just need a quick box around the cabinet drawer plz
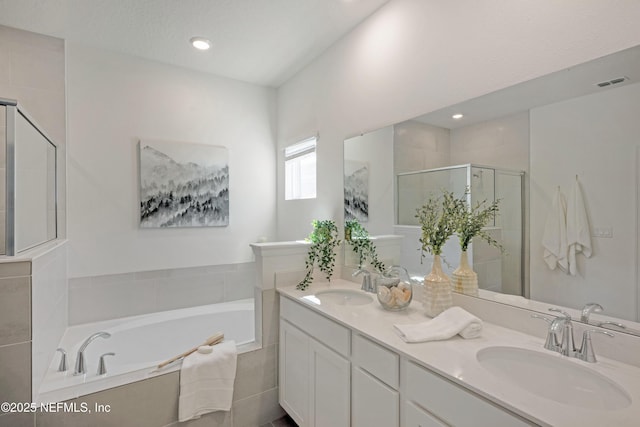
[352,333,399,389]
[404,360,532,427]
[280,296,350,356]
[404,401,447,427]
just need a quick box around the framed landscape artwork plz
[139,140,229,228]
[344,159,369,222]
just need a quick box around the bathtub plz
[37,298,256,404]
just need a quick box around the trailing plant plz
[344,220,385,273]
[297,220,341,290]
[453,192,504,253]
[415,190,459,259]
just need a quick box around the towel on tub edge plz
[179,340,237,422]
[393,306,483,343]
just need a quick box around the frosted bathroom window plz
[285,136,317,200]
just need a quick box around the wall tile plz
[0,412,35,427]
[0,342,31,403]
[0,261,30,278]
[261,289,279,347]
[36,372,179,427]
[164,410,232,427]
[232,387,284,427]
[0,276,30,346]
[233,344,277,401]
[155,275,225,312]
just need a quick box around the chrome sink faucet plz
[580,302,603,323]
[74,331,111,375]
[532,309,575,356]
[353,269,375,293]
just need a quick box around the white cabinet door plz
[280,320,309,427]
[403,401,448,427]
[309,338,351,427]
[352,367,399,427]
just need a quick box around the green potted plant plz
[451,194,502,296]
[297,220,341,290]
[415,191,458,316]
[344,220,385,273]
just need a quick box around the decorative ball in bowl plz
[376,276,412,311]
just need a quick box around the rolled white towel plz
[393,306,482,343]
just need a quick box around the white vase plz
[451,250,479,297]
[423,254,453,317]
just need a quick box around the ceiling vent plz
[596,76,629,88]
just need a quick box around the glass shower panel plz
[0,105,5,255]
[495,171,523,296]
[15,111,57,252]
[470,167,496,226]
[397,166,467,226]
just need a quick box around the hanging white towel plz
[566,178,592,276]
[178,340,237,422]
[393,306,483,343]
[542,187,568,272]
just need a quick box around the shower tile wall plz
[68,262,256,324]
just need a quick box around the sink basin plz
[304,289,373,306]
[476,346,631,410]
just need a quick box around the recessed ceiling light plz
[452,113,464,120]
[190,37,211,51]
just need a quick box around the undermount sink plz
[476,346,631,410]
[304,289,373,306]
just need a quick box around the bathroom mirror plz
[343,44,640,328]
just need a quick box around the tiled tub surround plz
[68,262,256,324]
[278,280,640,427]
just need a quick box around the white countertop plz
[277,279,640,427]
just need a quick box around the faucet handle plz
[98,352,116,375]
[56,348,67,372]
[531,314,560,351]
[548,307,572,320]
[576,329,614,363]
[580,303,604,323]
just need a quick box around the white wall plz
[67,44,277,278]
[530,83,640,320]
[276,0,640,241]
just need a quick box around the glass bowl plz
[376,266,413,311]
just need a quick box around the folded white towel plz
[179,340,237,422]
[566,178,592,276]
[542,187,568,272]
[393,306,483,343]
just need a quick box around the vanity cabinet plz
[279,294,535,427]
[279,298,350,427]
[402,360,532,427]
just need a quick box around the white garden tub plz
[37,298,256,403]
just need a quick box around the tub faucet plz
[353,269,374,293]
[74,331,111,375]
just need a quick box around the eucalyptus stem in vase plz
[452,193,503,296]
[297,220,341,290]
[416,191,458,317]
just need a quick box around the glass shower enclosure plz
[396,164,524,296]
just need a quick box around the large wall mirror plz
[343,44,640,332]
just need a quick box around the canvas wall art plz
[344,159,369,222]
[139,140,229,228]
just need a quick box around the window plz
[285,136,317,200]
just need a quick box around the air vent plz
[595,76,629,88]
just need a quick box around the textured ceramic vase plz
[423,254,453,317]
[451,250,479,297]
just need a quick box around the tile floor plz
[260,414,298,427]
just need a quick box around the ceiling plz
[0,0,389,87]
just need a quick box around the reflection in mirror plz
[343,44,640,331]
